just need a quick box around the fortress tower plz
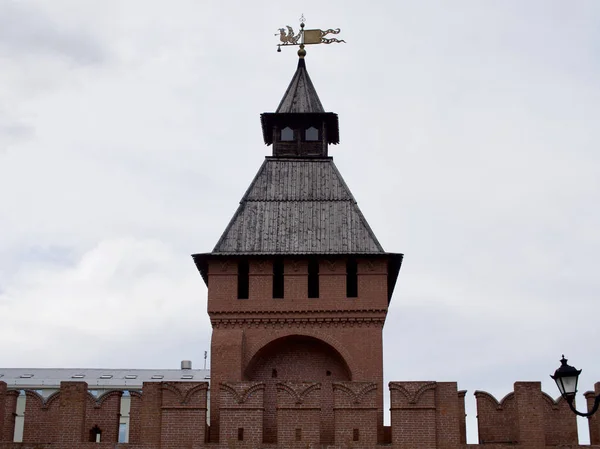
[1,38,596,449]
[192,52,403,444]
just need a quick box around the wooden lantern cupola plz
[260,56,339,157]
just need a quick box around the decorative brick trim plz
[276,382,321,405]
[212,317,385,329]
[210,309,387,315]
[474,390,515,410]
[220,382,265,405]
[161,382,208,406]
[390,382,437,405]
[541,391,561,410]
[24,389,61,410]
[333,382,377,405]
[86,389,123,409]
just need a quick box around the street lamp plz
[551,355,600,417]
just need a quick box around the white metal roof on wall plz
[0,368,210,389]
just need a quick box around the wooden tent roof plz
[275,58,324,113]
[211,157,384,255]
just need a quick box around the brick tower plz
[192,52,403,445]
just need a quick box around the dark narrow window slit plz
[308,258,319,298]
[238,260,249,299]
[273,258,284,298]
[346,258,358,298]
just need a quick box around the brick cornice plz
[209,309,387,316]
[211,316,385,329]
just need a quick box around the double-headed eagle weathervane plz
[276,14,345,54]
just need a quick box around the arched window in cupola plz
[281,127,294,141]
[305,126,319,141]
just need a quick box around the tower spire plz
[276,52,324,114]
[260,56,339,155]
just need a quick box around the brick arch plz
[244,330,355,379]
[244,333,352,445]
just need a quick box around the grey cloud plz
[0,1,599,444]
[0,122,34,139]
[0,2,106,64]
[0,121,35,152]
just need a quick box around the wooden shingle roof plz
[276,58,324,113]
[211,158,384,255]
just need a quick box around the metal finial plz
[300,14,306,26]
[298,44,306,58]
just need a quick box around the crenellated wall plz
[276,381,322,448]
[22,390,61,443]
[128,391,143,444]
[1,379,599,449]
[475,382,578,447]
[475,390,518,444]
[219,381,265,447]
[390,381,463,449]
[333,381,378,446]
[586,383,600,446]
[158,382,207,449]
[85,390,123,443]
[0,384,18,442]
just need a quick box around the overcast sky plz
[1,0,599,443]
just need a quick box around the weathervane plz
[276,14,346,54]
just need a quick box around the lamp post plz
[551,355,600,417]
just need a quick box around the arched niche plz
[244,335,351,444]
[245,335,351,382]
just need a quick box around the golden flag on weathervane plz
[276,15,345,52]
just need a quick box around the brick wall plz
[475,390,517,444]
[333,381,378,447]
[436,382,462,449]
[159,382,207,449]
[0,384,18,442]
[244,333,351,444]
[1,380,600,448]
[276,382,321,448]
[476,382,579,447]
[208,258,389,314]
[541,392,577,445]
[128,391,143,444]
[458,390,467,445]
[0,383,5,442]
[84,390,122,443]
[208,326,244,441]
[390,381,438,449]
[585,382,600,445]
[206,256,389,442]
[219,382,264,447]
[20,385,124,445]
[58,382,87,446]
[139,382,162,446]
[22,390,60,443]
[514,382,545,448]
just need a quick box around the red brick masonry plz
[2,380,599,449]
